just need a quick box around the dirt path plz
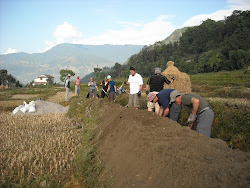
[47,91,75,104]
[93,102,250,187]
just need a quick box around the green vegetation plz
[190,69,250,99]
[59,69,75,82]
[0,69,23,88]
[127,10,250,76]
[0,85,63,111]
[83,10,250,84]
[67,97,108,187]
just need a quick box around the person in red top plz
[74,75,81,97]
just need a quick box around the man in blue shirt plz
[147,89,181,121]
[107,75,117,102]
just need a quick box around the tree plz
[59,69,75,82]
[0,69,22,88]
[114,63,122,77]
[0,69,8,85]
[94,68,102,73]
[47,77,54,84]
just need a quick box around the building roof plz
[38,74,54,78]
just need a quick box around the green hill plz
[126,10,250,77]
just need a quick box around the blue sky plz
[1,0,249,54]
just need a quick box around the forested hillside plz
[127,10,250,76]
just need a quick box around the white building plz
[33,74,54,86]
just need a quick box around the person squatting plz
[66,66,214,137]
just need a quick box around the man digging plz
[147,89,181,121]
[170,91,214,137]
[146,67,173,115]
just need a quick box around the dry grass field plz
[0,86,81,187]
[11,94,39,99]
[0,112,82,186]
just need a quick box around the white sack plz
[28,105,36,113]
[12,105,23,115]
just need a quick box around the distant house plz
[33,74,54,86]
[0,84,9,89]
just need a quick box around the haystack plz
[162,61,191,93]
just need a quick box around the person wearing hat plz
[146,67,173,114]
[107,75,116,102]
[64,74,71,101]
[74,75,81,97]
[124,67,143,109]
[170,92,214,137]
[147,89,181,120]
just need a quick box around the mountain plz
[161,27,188,45]
[0,44,143,84]
[126,10,250,76]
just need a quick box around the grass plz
[0,111,82,187]
[190,69,250,99]
[0,70,249,187]
[0,85,64,112]
[67,97,106,187]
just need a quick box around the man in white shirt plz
[124,67,143,109]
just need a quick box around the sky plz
[0,0,249,54]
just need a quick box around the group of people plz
[145,67,214,137]
[64,73,120,103]
[64,66,214,137]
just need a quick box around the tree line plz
[83,10,249,82]
[0,69,23,88]
[127,10,250,76]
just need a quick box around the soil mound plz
[162,61,192,93]
[95,102,250,187]
[14,100,69,115]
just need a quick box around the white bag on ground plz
[29,101,35,106]
[28,104,36,113]
[20,101,30,113]
[12,105,23,115]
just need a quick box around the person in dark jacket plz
[100,77,109,98]
[146,68,173,114]
[64,74,71,101]
[147,89,181,121]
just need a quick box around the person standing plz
[124,67,143,110]
[88,77,98,98]
[170,91,214,137]
[74,75,81,97]
[147,89,181,121]
[146,68,173,114]
[100,77,109,98]
[64,74,71,101]
[107,75,116,102]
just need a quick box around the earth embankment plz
[93,101,250,187]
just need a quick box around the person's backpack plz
[64,78,68,87]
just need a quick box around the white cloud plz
[83,15,176,45]
[183,0,250,27]
[40,22,83,52]
[53,22,82,44]
[4,48,18,54]
[39,16,176,52]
